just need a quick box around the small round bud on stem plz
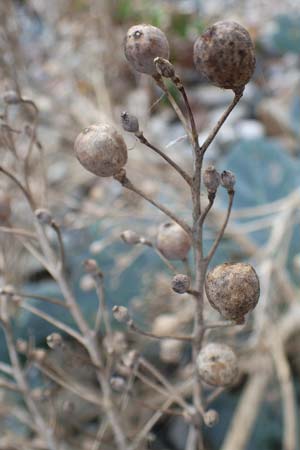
[154,57,176,79]
[75,124,127,177]
[120,230,141,245]
[46,333,63,349]
[204,409,219,427]
[197,343,238,386]
[31,349,47,363]
[171,274,191,294]
[193,21,255,92]
[157,222,191,261]
[113,305,131,324]
[203,166,221,196]
[124,24,169,75]
[83,259,100,275]
[16,339,28,354]
[35,208,53,225]
[110,376,126,392]
[3,90,21,105]
[121,112,139,133]
[221,170,236,193]
[205,262,260,322]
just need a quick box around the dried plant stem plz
[115,172,192,235]
[0,165,34,208]
[129,321,193,341]
[51,221,66,273]
[141,239,178,273]
[0,226,37,239]
[92,272,112,337]
[136,132,192,185]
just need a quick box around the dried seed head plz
[205,262,260,322]
[160,339,183,364]
[156,222,191,261]
[221,170,236,192]
[35,208,52,225]
[197,343,238,386]
[124,24,169,75]
[154,57,176,78]
[203,166,221,195]
[3,90,21,104]
[171,274,191,294]
[112,305,131,324]
[74,124,127,177]
[120,229,141,245]
[46,333,63,350]
[121,112,139,133]
[203,409,219,427]
[0,192,11,222]
[193,21,255,91]
[152,314,180,335]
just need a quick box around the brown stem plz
[129,321,193,342]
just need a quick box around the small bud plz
[154,57,176,79]
[156,222,191,261]
[204,409,219,427]
[203,166,220,195]
[197,343,238,386]
[46,333,63,350]
[193,21,255,91]
[120,230,140,245]
[205,262,260,322]
[3,90,21,104]
[80,274,95,291]
[121,112,139,133]
[16,339,28,354]
[124,24,169,75]
[112,305,131,324]
[83,259,99,274]
[171,274,191,294]
[110,376,126,392]
[152,314,180,335]
[35,208,53,225]
[74,124,127,177]
[31,349,47,363]
[220,170,236,192]
[160,339,183,364]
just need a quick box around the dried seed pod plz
[160,339,183,364]
[171,274,191,294]
[121,230,141,245]
[154,57,176,78]
[112,305,131,324]
[156,222,191,261]
[75,124,127,177]
[221,170,236,192]
[197,343,238,386]
[203,166,221,195]
[205,262,260,322]
[110,376,126,392]
[121,112,139,133]
[35,208,52,225]
[193,21,255,91]
[47,333,63,349]
[3,90,21,104]
[124,24,169,75]
[203,409,219,427]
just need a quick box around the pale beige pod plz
[156,222,191,261]
[74,124,127,177]
[124,24,169,75]
[197,343,238,387]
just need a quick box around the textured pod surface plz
[205,262,260,321]
[193,21,255,90]
[124,24,169,75]
[197,343,238,386]
[75,124,127,177]
[156,222,191,260]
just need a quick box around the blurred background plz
[0,0,300,449]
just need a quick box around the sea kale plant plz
[0,19,263,450]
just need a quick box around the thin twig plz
[129,321,193,342]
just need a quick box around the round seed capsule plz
[171,274,191,294]
[197,343,238,386]
[193,21,255,91]
[205,262,260,322]
[124,24,169,75]
[74,124,127,177]
[156,222,191,261]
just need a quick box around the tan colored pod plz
[156,222,191,261]
[193,21,255,91]
[197,343,238,387]
[124,24,169,75]
[205,262,260,322]
[74,124,127,177]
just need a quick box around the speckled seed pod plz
[74,124,127,177]
[197,343,238,386]
[203,166,221,194]
[124,24,169,75]
[205,262,260,322]
[156,222,191,261]
[193,21,255,91]
[171,274,191,294]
